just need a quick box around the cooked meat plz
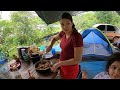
[36,61,50,70]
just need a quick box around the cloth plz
[60,65,79,79]
[93,72,111,79]
[58,29,83,79]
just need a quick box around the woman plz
[46,12,83,79]
[93,52,120,79]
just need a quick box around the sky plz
[0,11,11,20]
[0,11,37,20]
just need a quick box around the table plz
[0,58,59,79]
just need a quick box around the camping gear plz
[35,11,86,25]
[78,28,113,79]
[81,28,113,59]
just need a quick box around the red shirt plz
[58,29,83,79]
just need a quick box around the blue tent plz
[82,28,113,59]
[80,28,114,79]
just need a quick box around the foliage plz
[73,11,99,30]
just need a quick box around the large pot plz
[35,60,51,75]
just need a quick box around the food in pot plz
[36,61,50,70]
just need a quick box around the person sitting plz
[93,52,120,79]
[113,36,120,50]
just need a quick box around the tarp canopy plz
[35,11,87,25]
[35,11,120,25]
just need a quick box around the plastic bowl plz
[9,62,21,71]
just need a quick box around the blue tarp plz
[53,44,61,53]
[80,60,107,79]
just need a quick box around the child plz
[93,52,120,79]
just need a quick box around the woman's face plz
[60,19,73,33]
[108,61,120,79]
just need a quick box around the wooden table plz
[1,58,59,79]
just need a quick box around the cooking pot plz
[35,60,51,75]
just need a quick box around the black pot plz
[35,61,51,75]
[31,53,40,64]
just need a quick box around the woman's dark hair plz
[106,52,120,71]
[61,12,77,30]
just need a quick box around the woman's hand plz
[51,61,61,72]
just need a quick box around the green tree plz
[10,11,43,45]
[94,11,116,24]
